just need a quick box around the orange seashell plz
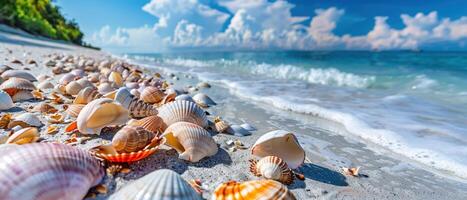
[65,121,78,132]
[91,137,165,163]
[0,77,35,96]
[0,113,13,129]
[32,102,58,114]
[141,86,164,103]
[212,180,296,200]
[46,125,59,134]
[47,113,64,124]
[130,115,164,135]
[31,89,44,100]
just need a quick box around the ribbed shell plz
[1,70,37,82]
[212,180,296,200]
[77,98,129,135]
[98,82,114,94]
[8,113,43,128]
[6,127,39,145]
[192,93,216,107]
[74,87,102,104]
[11,90,34,102]
[66,80,84,95]
[0,77,36,96]
[157,100,208,130]
[91,138,165,163]
[214,117,230,133]
[141,86,164,103]
[115,87,158,118]
[132,115,164,134]
[37,81,54,90]
[32,102,57,114]
[110,169,202,200]
[112,125,155,153]
[0,143,104,200]
[250,156,294,185]
[66,104,85,117]
[0,90,14,110]
[163,122,217,162]
[59,73,76,85]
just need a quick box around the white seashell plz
[240,123,256,131]
[87,73,100,83]
[11,90,34,102]
[0,77,36,94]
[74,87,101,104]
[36,74,50,82]
[110,169,201,200]
[76,78,94,88]
[59,73,76,85]
[66,80,84,95]
[70,69,86,77]
[125,82,139,89]
[1,70,37,81]
[196,82,211,88]
[0,90,14,110]
[130,89,140,98]
[251,130,305,169]
[250,156,294,185]
[163,122,217,162]
[77,98,129,135]
[37,81,54,90]
[6,127,40,145]
[192,93,216,107]
[175,94,195,103]
[98,82,114,94]
[8,113,43,128]
[157,100,208,129]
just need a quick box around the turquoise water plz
[126,51,467,179]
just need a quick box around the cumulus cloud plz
[89,0,467,51]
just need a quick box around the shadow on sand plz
[291,163,348,189]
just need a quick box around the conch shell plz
[212,180,296,200]
[77,98,129,135]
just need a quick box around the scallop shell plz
[74,87,102,104]
[192,93,216,107]
[77,98,129,135]
[109,169,202,200]
[114,87,158,118]
[8,113,43,128]
[251,130,305,169]
[98,82,114,94]
[163,122,217,162]
[91,137,165,163]
[11,90,34,102]
[212,180,296,200]
[109,71,123,87]
[141,86,164,103]
[6,127,39,145]
[1,70,37,81]
[112,125,155,153]
[0,143,104,200]
[175,94,195,103]
[59,73,77,85]
[66,80,84,95]
[157,100,208,129]
[250,156,294,185]
[0,90,14,110]
[0,77,36,96]
[66,104,85,118]
[37,80,54,90]
[130,115,164,134]
[32,102,58,114]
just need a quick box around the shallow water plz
[126,51,467,179]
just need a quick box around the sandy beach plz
[1,25,466,200]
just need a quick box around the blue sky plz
[55,0,467,52]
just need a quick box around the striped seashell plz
[88,73,100,83]
[59,73,77,85]
[212,180,296,200]
[157,100,207,130]
[163,122,217,162]
[1,70,37,81]
[8,113,43,128]
[76,78,94,88]
[110,169,202,200]
[32,102,58,114]
[77,98,129,135]
[6,127,39,145]
[112,125,155,153]
[98,82,114,94]
[175,94,195,103]
[252,130,305,169]
[141,86,164,103]
[0,143,104,200]
[109,71,123,87]
[214,117,230,133]
[91,137,165,163]
[129,115,164,135]
[0,90,14,111]
[114,87,158,118]
[11,90,34,102]
[74,87,102,104]
[66,104,85,118]
[66,80,85,95]
[0,77,36,96]
[250,156,294,185]
[37,80,54,90]
[192,93,216,108]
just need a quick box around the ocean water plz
[126,51,467,179]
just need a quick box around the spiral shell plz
[8,113,43,128]
[0,90,14,111]
[1,70,37,82]
[11,90,34,102]
[192,93,216,107]
[110,169,202,200]
[66,104,85,118]
[250,156,294,185]
[74,87,102,104]
[141,86,164,103]
[163,122,217,162]
[112,125,156,153]
[66,80,85,95]
[157,100,208,129]
[212,180,296,200]
[91,137,165,163]
[6,127,39,144]
[0,77,35,96]
[130,115,164,134]
[77,98,129,135]
[115,87,158,118]
[0,143,104,200]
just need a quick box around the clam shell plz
[130,115,164,134]
[6,127,39,144]
[11,90,34,102]
[0,143,104,200]
[1,70,37,81]
[32,102,58,114]
[66,80,84,95]
[8,113,43,128]
[141,86,164,103]
[115,87,158,118]
[112,125,155,153]
[250,156,294,185]
[0,77,35,96]
[74,87,101,104]
[77,98,129,135]
[192,93,216,107]
[0,90,14,110]
[98,82,114,94]
[175,94,195,103]
[163,122,217,162]
[59,73,76,85]
[212,180,295,200]
[109,71,123,87]
[157,100,208,129]
[66,104,85,118]
[251,130,305,169]
[36,74,50,82]
[37,80,54,90]
[110,169,202,200]
[70,69,86,77]
[91,137,165,163]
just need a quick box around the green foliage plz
[0,0,85,45]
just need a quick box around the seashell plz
[240,123,256,131]
[32,102,58,114]
[91,137,165,163]
[8,113,43,128]
[0,77,35,96]
[88,73,100,83]
[0,143,104,200]
[0,113,12,129]
[66,80,84,95]
[37,80,54,90]
[125,82,139,89]
[0,90,14,110]
[11,90,34,102]
[0,65,13,74]
[214,117,230,133]
[77,98,129,135]
[129,115,164,135]
[37,74,50,82]
[175,94,195,103]
[251,130,305,169]
[227,124,251,136]
[0,131,8,144]
[66,104,85,117]
[46,125,59,134]
[157,100,208,129]
[109,169,202,200]
[74,87,102,104]
[250,156,294,185]
[212,180,296,200]
[192,93,216,107]
[54,84,66,94]
[76,78,94,88]
[70,69,86,77]
[163,122,217,162]
[1,70,37,81]
[109,71,123,87]
[114,87,158,118]
[6,127,39,144]
[130,88,140,98]
[47,113,65,124]
[98,82,114,94]
[141,86,164,103]
[112,125,156,153]
[197,82,211,88]
[59,73,76,85]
